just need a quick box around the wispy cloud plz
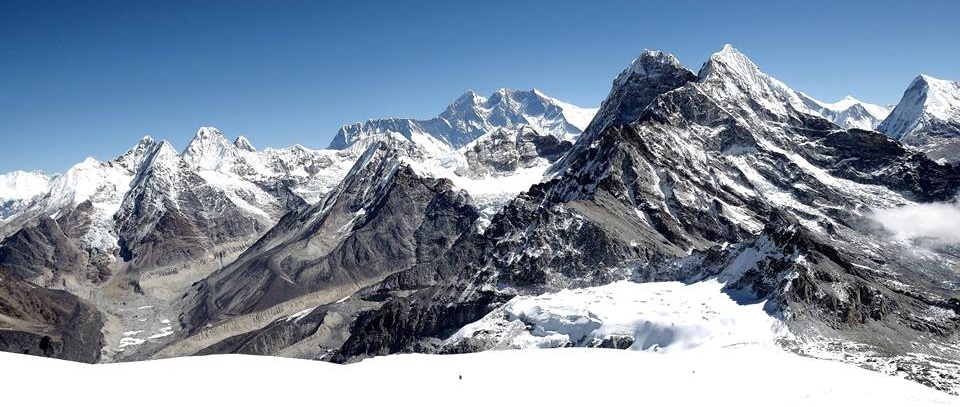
[872,202,960,245]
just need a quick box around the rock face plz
[0,272,103,363]
[167,142,480,358]
[0,207,111,287]
[115,140,271,271]
[878,75,960,163]
[329,89,597,152]
[0,127,361,363]
[455,126,572,178]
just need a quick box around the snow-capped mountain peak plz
[195,126,224,139]
[448,89,484,109]
[579,48,696,138]
[880,75,960,139]
[114,135,159,173]
[831,95,859,108]
[877,74,960,162]
[0,170,54,223]
[703,44,760,80]
[627,49,686,78]
[0,170,52,202]
[143,140,184,176]
[234,135,256,152]
[697,44,814,119]
[330,88,597,153]
[913,74,960,121]
[824,95,892,119]
[798,92,892,130]
[181,126,241,172]
[700,43,775,87]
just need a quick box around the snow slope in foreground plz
[0,345,955,406]
[1,281,954,405]
[2,280,957,406]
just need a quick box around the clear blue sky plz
[2,0,958,173]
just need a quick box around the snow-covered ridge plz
[1,116,574,246]
[1,127,360,249]
[330,88,597,152]
[0,170,54,223]
[917,74,960,121]
[799,93,892,130]
[818,95,891,119]
[233,135,255,152]
[531,88,597,131]
[697,44,816,119]
[0,170,52,201]
[0,154,140,251]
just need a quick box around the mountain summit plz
[878,74,960,163]
[799,93,891,130]
[328,89,597,153]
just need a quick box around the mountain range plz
[1,44,960,396]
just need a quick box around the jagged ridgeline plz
[0,88,593,362]
[1,45,960,394]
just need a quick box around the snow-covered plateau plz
[1,339,955,406]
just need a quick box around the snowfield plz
[449,280,784,352]
[0,345,956,406]
[2,279,958,406]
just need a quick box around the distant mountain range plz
[328,88,596,154]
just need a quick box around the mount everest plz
[1,44,960,400]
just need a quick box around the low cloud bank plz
[872,202,960,245]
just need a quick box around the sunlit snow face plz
[872,202,960,246]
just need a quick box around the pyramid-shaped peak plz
[452,89,485,105]
[184,126,232,153]
[878,73,960,138]
[182,126,237,168]
[112,134,160,172]
[156,139,178,153]
[702,44,761,78]
[194,126,227,140]
[234,135,256,152]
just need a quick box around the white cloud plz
[872,202,960,245]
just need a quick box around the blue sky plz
[2,0,958,173]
